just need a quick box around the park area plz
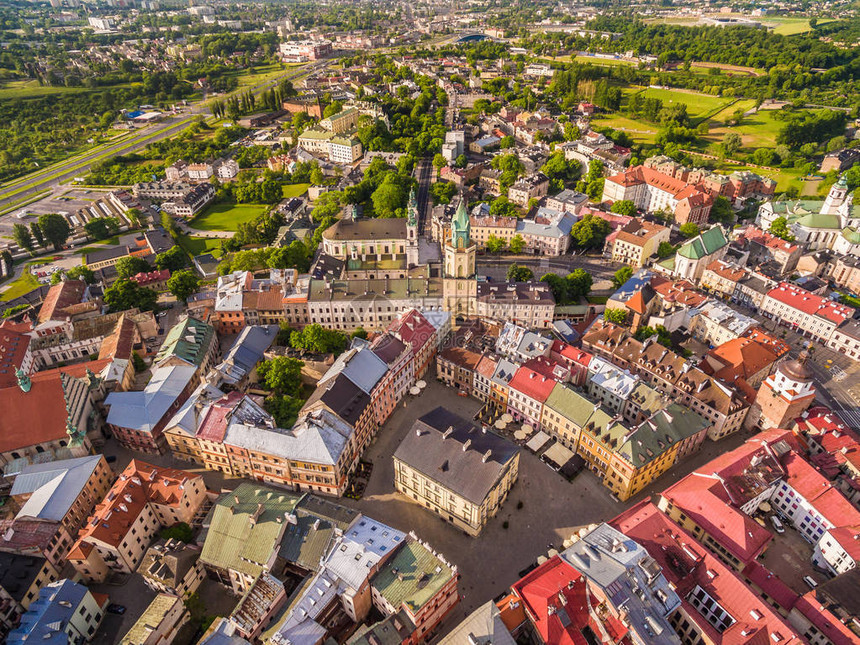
[282,183,310,198]
[189,202,268,231]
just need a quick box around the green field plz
[0,271,40,302]
[702,108,792,151]
[178,234,223,258]
[764,18,837,35]
[0,80,88,100]
[189,202,268,231]
[282,183,310,198]
[637,87,734,121]
[590,114,658,143]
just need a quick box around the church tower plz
[748,350,816,430]
[443,196,477,316]
[406,186,420,267]
[822,174,853,225]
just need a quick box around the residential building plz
[130,269,171,292]
[506,364,556,431]
[760,282,855,345]
[436,346,482,396]
[7,579,108,645]
[0,323,34,388]
[691,299,757,347]
[198,483,301,595]
[320,107,360,133]
[0,554,63,642]
[278,40,332,61]
[105,364,198,454]
[226,572,287,642]
[2,455,113,568]
[321,215,419,269]
[546,188,588,214]
[611,502,805,645]
[153,317,219,383]
[829,318,860,361]
[507,172,549,207]
[475,282,555,328]
[370,537,460,643]
[387,309,443,379]
[393,407,519,536]
[610,218,671,267]
[68,461,207,583]
[137,538,204,597]
[436,601,517,645]
[603,165,713,226]
[120,593,189,645]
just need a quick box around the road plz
[477,253,621,285]
[0,61,326,213]
[414,157,433,236]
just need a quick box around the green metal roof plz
[371,539,455,614]
[200,483,302,577]
[795,212,841,230]
[155,317,215,368]
[616,404,709,468]
[544,384,594,429]
[677,226,727,260]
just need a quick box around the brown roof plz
[38,280,87,324]
[0,327,32,389]
[254,287,284,312]
[99,315,138,361]
[439,346,482,370]
[614,218,668,247]
[322,217,407,242]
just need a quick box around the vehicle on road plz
[107,604,126,615]
[770,515,785,534]
[803,576,818,589]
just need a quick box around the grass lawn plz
[189,202,268,231]
[0,271,40,302]
[282,183,310,198]
[702,109,795,151]
[590,114,657,144]
[0,80,87,100]
[178,234,223,258]
[765,18,837,35]
[637,87,734,121]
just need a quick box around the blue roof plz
[126,110,144,119]
[609,268,653,305]
[8,579,95,644]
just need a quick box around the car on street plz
[770,515,785,534]
[107,604,126,615]
[803,576,818,589]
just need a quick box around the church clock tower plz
[443,197,477,316]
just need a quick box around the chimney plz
[462,439,472,452]
[482,449,492,463]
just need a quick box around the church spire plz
[451,195,470,249]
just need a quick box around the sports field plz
[189,202,268,231]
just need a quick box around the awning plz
[758,501,772,513]
[526,431,551,453]
[543,442,575,468]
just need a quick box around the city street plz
[477,253,621,290]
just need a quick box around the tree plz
[454,154,467,169]
[115,256,152,280]
[486,234,506,254]
[37,214,71,251]
[679,223,700,238]
[721,132,742,158]
[610,200,637,217]
[430,181,456,205]
[769,216,795,241]
[710,196,734,225]
[290,324,349,355]
[570,214,611,250]
[371,179,405,218]
[500,135,515,149]
[612,266,633,289]
[322,100,343,119]
[563,122,581,142]
[541,273,569,303]
[432,153,447,174]
[155,246,189,272]
[586,159,603,182]
[310,165,325,185]
[167,269,199,302]
[256,356,304,396]
[30,222,45,248]
[566,269,592,298]
[657,241,676,258]
[490,196,518,218]
[66,265,95,284]
[604,308,628,325]
[159,522,193,543]
[12,223,33,252]
[83,217,118,241]
[509,234,525,254]
[507,263,533,282]
[104,278,157,312]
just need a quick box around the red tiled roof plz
[388,309,437,353]
[197,392,244,442]
[741,561,799,612]
[512,555,626,645]
[791,592,860,645]
[74,460,201,548]
[474,354,498,380]
[38,280,87,324]
[0,327,31,389]
[130,269,170,286]
[611,502,804,645]
[509,365,557,403]
[742,328,790,358]
[766,283,854,326]
[705,338,778,384]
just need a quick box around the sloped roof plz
[200,483,302,577]
[105,364,197,433]
[155,316,216,368]
[371,539,455,614]
[678,226,728,260]
[12,455,104,522]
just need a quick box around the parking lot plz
[758,520,820,594]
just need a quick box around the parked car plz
[803,576,818,589]
[770,515,785,534]
[107,604,126,615]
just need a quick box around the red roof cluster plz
[387,309,437,354]
[766,283,855,325]
[508,365,557,403]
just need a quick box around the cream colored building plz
[393,408,519,536]
[320,107,359,133]
[610,219,670,267]
[120,594,189,645]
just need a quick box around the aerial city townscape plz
[2,0,860,644]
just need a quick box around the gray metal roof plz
[215,325,278,385]
[437,600,517,645]
[105,364,197,432]
[319,342,389,395]
[278,497,359,573]
[11,455,104,523]
[561,523,682,644]
[394,407,519,506]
